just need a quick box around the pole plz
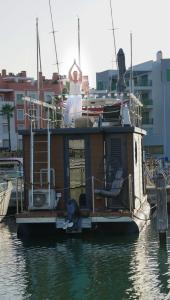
[20,177,23,212]
[156,173,168,245]
[109,0,117,70]
[30,120,34,207]
[130,32,133,94]
[47,108,51,207]
[49,0,63,126]
[77,17,81,68]
[16,178,19,214]
[92,176,95,213]
[36,18,41,128]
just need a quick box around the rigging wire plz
[109,0,118,70]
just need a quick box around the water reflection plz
[0,219,170,300]
[127,225,170,300]
[0,219,27,299]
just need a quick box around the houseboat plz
[16,50,150,236]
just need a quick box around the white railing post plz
[47,108,51,207]
[30,119,34,207]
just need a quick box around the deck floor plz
[16,209,131,218]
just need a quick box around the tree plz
[0,104,15,151]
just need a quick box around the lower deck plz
[16,207,149,237]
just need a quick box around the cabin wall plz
[90,134,105,208]
[104,133,130,209]
[51,135,65,209]
[23,135,30,207]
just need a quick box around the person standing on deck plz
[64,60,82,127]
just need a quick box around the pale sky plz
[1,0,170,87]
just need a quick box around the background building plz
[0,69,65,152]
[96,51,170,160]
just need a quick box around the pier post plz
[92,176,95,213]
[156,173,168,245]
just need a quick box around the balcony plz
[134,80,152,87]
[142,118,153,125]
[142,99,153,106]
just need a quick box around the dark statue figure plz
[116,48,126,94]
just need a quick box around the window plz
[97,81,104,90]
[2,124,8,134]
[167,69,170,81]
[17,109,24,120]
[45,94,52,103]
[144,145,163,155]
[28,92,37,99]
[3,139,9,148]
[16,93,24,105]
[28,109,37,118]
[18,139,23,150]
[2,115,7,122]
[17,124,24,131]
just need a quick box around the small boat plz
[16,49,150,237]
[0,180,13,222]
[0,157,23,210]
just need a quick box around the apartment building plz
[0,69,65,151]
[96,51,170,159]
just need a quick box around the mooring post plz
[156,173,168,245]
[92,176,95,213]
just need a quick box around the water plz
[0,218,170,300]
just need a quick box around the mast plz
[36,18,42,128]
[109,0,118,70]
[130,32,133,94]
[49,0,60,75]
[49,0,63,126]
[77,17,81,68]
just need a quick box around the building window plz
[45,94,53,103]
[97,81,104,90]
[28,109,37,118]
[16,93,24,105]
[144,145,163,155]
[2,115,7,122]
[2,124,8,134]
[3,139,9,148]
[18,139,23,150]
[17,124,24,131]
[166,69,170,81]
[17,109,24,120]
[28,92,37,99]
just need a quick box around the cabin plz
[16,115,149,236]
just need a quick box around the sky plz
[0,0,170,87]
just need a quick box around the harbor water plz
[0,217,170,300]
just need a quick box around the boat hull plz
[0,181,13,222]
[16,200,150,237]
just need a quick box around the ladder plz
[30,114,51,207]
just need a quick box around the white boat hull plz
[0,181,13,222]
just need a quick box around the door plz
[65,137,90,208]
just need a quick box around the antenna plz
[77,16,81,68]
[109,0,118,70]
